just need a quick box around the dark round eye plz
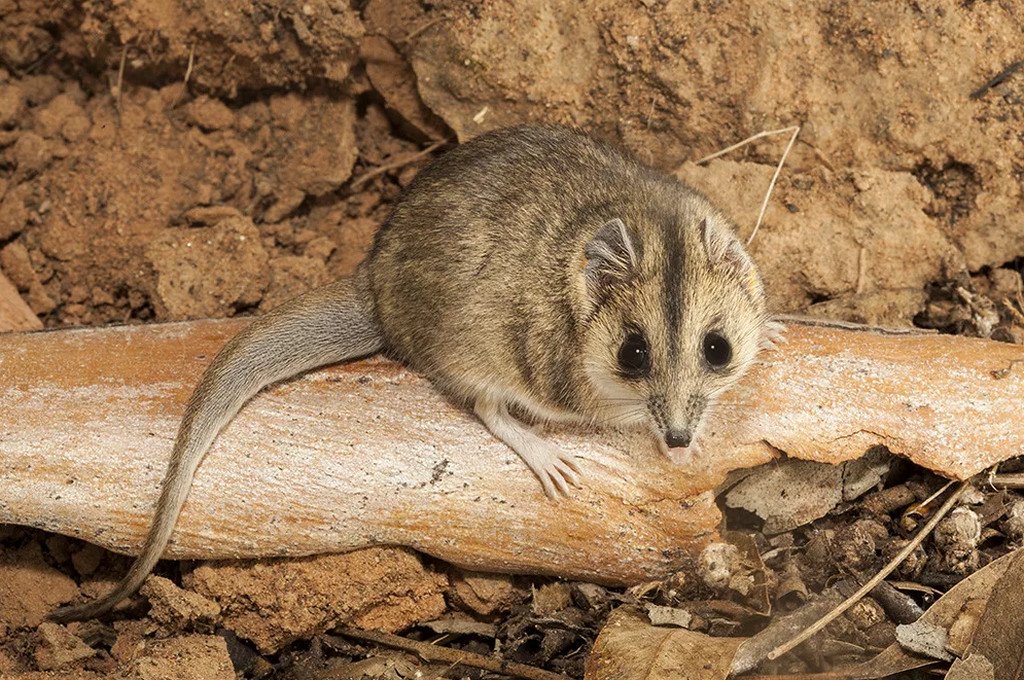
[617,332,650,378]
[703,332,732,368]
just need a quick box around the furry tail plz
[50,274,382,622]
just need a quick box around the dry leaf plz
[965,549,1024,679]
[844,549,1020,679]
[421,614,497,637]
[730,591,842,676]
[946,653,995,680]
[724,451,890,535]
[724,459,843,534]
[946,596,988,656]
[895,621,954,662]
[585,608,741,680]
[723,531,771,615]
[325,654,420,679]
[645,604,692,628]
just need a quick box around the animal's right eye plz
[617,331,650,379]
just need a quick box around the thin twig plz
[764,480,968,662]
[399,17,442,45]
[747,126,800,245]
[335,626,570,680]
[171,42,197,109]
[912,481,955,515]
[115,43,129,127]
[350,138,449,189]
[855,245,867,295]
[990,473,1024,490]
[693,126,801,246]
[970,59,1024,100]
[770,314,935,335]
[696,126,800,165]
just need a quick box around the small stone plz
[91,287,114,306]
[960,486,986,506]
[934,506,982,573]
[25,281,56,315]
[0,187,30,241]
[68,284,89,304]
[61,113,91,142]
[129,635,234,680]
[846,597,885,630]
[451,570,520,617]
[145,216,269,320]
[303,235,337,262]
[0,82,25,127]
[834,521,880,571]
[185,547,446,654]
[532,582,572,615]
[0,543,79,629]
[182,205,244,226]
[71,544,105,577]
[571,583,611,611]
[34,93,85,138]
[698,542,744,593]
[0,241,36,288]
[34,622,96,670]
[1002,501,1024,545]
[10,132,53,176]
[140,576,220,631]
[20,74,60,105]
[259,255,330,311]
[185,96,236,131]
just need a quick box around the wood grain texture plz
[0,319,1021,585]
[0,270,42,332]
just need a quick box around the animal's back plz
[367,125,690,414]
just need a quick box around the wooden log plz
[0,270,42,333]
[0,319,1021,585]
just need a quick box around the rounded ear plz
[699,217,763,300]
[584,218,640,297]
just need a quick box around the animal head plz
[578,204,770,451]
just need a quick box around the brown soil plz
[2,0,1023,332]
[2,0,1024,677]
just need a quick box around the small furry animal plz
[52,124,772,621]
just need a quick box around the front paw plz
[524,445,581,499]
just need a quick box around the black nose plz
[665,429,692,449]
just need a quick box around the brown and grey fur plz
[51,124,770,622]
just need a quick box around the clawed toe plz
[472,397,585,500]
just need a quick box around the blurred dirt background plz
[1,0,1023,334]
[2,0,1024,678]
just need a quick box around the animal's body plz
[52,124,770,622]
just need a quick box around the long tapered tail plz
[50,274,382,621]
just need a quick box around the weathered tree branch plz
[0,319,1021,584]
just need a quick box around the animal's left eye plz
[702,331,732,369]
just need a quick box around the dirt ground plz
[2,0,1024,678]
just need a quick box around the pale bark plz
[0,319,1021,585]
